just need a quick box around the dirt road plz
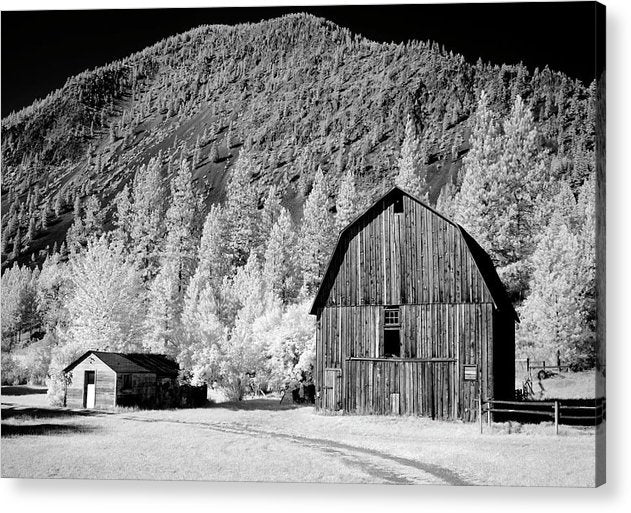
[1,391,597,486]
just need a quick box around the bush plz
[1,352,28,385]
[12,337,52,385]
[46,371,69,406]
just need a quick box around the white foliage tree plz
[1,263,38,351]
[265,299,316,391]
[64,235,146,354]
[214,254,268,400]
[517,180,596,368]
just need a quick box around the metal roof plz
[63,351,180,377]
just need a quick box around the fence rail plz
[478,397,605,435]
[515,352,576,376]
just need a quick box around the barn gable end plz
[311,187,517,318]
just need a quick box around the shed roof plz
[309,186,518,321]
[63,351,180,377]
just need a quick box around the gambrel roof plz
[310,186,518,321]
[63,351,180,377]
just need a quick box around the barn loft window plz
[383,307,401,357]
[384,308,400,326]
[393,197,404,214]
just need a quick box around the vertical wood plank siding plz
[65,359,117,409]
[315,192,515,421]
[320,195,495,307]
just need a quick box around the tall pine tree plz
[335,167,360,231]
[163,159,198,295]
[224,153,260,269]
[453,93,546,298]
[263,207,298,304]
[144,159,197,356]
[298,168,335,295]
[395,115,426,199]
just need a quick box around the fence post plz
[487,399,492,427]
[556,350,561,370]
[478,396,483,434]
[526,357,530,373]
[554,401,559,435]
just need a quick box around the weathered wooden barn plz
[63,351,206,409]
[310,186,517,421]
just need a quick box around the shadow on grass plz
[209,397,311,412]
[1,385,47,396]
[1,422,98,437]
[1,405,111,421]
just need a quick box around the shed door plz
[323,368,342,411]
[84,370,96,408]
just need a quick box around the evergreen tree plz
[73,195,82,220]
[36,251,70,334]
[163,159,198,296]
[259,185,282,256]
[11,226,22,259]
[335,167,359,231]
[209,142,219,163]
[183,204,230,317]
[193,136,202,167]
[1,216,14,254]
[395,115,425,198]
[263,207,298,304]
[1,263,37,350]
[130,158,168,280]
[112,184,133,247]
[83,195,105,236]
[66,194,104,253]
[453,93,546,298]
[225,153,260,269]
[40,199,50,231]
[143,160,197,355]
[298,167,335,294]
[435,180,457,219]
[144,258,180,356]
[453,92,502,255]
[26,215,37,242]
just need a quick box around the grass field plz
[1,386,600,486]
[515,369,598,400]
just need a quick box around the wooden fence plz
[478,397,606,435]
[516,352,571,376]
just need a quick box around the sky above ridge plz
[1,2,604,117]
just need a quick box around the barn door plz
[323,368,342,411]
[84,370,96,408]
[424,361,456,420]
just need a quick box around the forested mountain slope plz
[1,13,594,268]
